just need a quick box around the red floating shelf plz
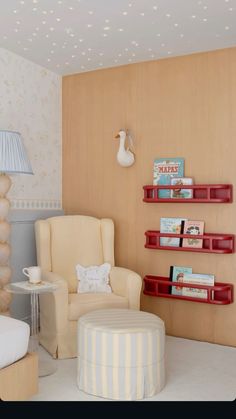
[143,275,234,305]
[145,231,235,254]
[143,184,233,203]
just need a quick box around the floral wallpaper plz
[0,48,61,209]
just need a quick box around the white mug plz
[22,266,42,284]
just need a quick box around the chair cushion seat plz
[0,316,30,369]
[68,293,129,321]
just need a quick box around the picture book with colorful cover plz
[160,217,187,247]
[182,273,215,299]
[170,177,194,199]
[153,158,184,198]
[169,266,193,296]
[182,220,204,248]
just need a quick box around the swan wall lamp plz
[114,129,135,167]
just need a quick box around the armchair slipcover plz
[35,215,142,359]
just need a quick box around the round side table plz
[4,280,58,377]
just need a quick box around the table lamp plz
[0,130,33,316]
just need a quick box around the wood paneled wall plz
[63,47,236,346]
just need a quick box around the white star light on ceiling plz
[0,0,235,75]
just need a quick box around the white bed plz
[0,315,30,369]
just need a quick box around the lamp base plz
[0,174,11,197]
[0,173,12,315]
[0,311,10,317]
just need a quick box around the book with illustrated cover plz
[153,158,184,198]
[160,217,187,247]
[170,177,194,199]
[182,220,204,248]
[169,266,193,296]
[182,273,215,299]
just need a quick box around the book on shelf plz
[182,273,215,299]
[182,220,205,248]
[170,177,194,199]
[160,217,187,247]
[153,158,184,198]
[169,266,193,296]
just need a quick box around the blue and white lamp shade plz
[0,130,33,175]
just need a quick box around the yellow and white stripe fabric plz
[77,309,165,400]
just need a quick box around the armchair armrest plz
[40,271,69,333]
[110,267,142,310]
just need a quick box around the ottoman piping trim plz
[79,325,165,334]
[70,298,129,306]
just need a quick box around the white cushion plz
[68,293,128,320]
[0,316,30,369]
[76,263,112,293]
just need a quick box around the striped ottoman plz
[77,309,165,400]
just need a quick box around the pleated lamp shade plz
[0,130,33,174]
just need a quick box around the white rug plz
[31,336,236,401]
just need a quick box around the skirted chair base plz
[39,283,131,359]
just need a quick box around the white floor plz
[31,336,236,402]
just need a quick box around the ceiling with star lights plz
[0,0,236,75]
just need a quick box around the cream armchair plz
[35,215,142,359]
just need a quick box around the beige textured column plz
[0,174,12,316]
